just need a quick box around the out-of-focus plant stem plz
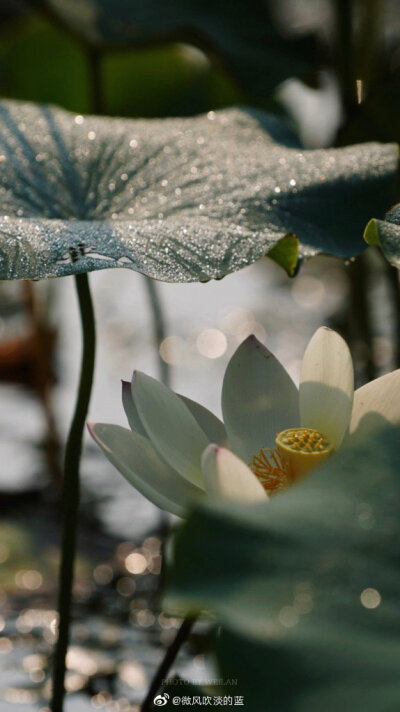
[356,0,384,90]
[51,273,96,712]
[23,281,62,488]
[143,276,170,564]
[87,46,105,114]
[144,276,170,385]
[383,260,400,369]
[86,48,170,387]
[348,254,376,383]
[334,0,357,115]
[141,615,197,711]
[334,1,385,383]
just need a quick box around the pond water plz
[0,254,368,710]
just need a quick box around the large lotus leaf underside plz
[0,100,397,282]
[42,0,317,98]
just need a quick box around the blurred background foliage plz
[0,3,242,116]
[0,1,399,144]
[0,0,399,152]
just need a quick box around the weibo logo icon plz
[153,693,170,706]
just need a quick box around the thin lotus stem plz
[87,46,105,114]
[143,276,171,537]
[382,259,400,369]
[85,42,170,391]
[85,47,170,390]
[348,254,377,383]
[356,0,384,92]
[144,276,170,386]
[51,273,96,712]
[333,0,357,117]
[141,615,197,712]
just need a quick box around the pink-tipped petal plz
[201,444,267,502]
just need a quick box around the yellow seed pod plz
[275,427,333,480]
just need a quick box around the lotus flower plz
[89,327,400,516]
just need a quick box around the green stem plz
[87,46,104,114]
[356,0,384,90]
[383,260,400,369]
[141,615,197,712]
[348,254,376,383]
[85,48,170,390]
[333,0,357,115]
[144,276,170,386]
[51,273,96,712]
[143,276,170,540]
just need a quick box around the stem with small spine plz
[144,276,170,385]
[51,273,96,712]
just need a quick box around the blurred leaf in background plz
[34,0,318,99]
[166,426,400,712]
[0,15,91,112]
[102,44,241,119]
[0,12,243,117]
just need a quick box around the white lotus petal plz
[88,423,204,517]
[179,395,227,445]
[122,379,148,437]
[201,445,267,502]
[299,327,354,448]
[349,369,400,437]
[133,371,209,487]
[123,375,226,444]
[222,335,299,461]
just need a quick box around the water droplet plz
[360,588,381,609]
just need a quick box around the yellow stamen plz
[250,427,333,493]
[249,447,291,494]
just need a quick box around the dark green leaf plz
[166,427,400,711]
[40,0,317,98]
[268,234,299,277]
[0,16,233,119]
[365,203,400,269]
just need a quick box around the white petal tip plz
[202,445,268,502]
